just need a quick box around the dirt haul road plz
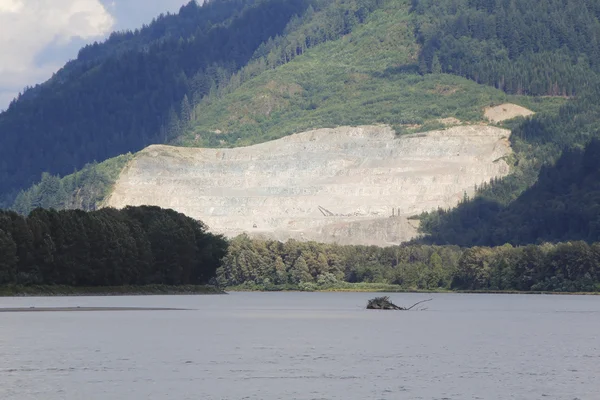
[106,125,512,246]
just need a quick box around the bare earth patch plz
[484,103,534,123]
[0,307,189,312]
[437,117,462,126]
[106,125,512,246]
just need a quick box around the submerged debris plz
[366,296,432,310]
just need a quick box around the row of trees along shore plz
[0,206,227,286]
[217,235,600,292]
[1,206,599,292]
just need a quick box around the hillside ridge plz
[7,0,600,249]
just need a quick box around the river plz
[1,292,598,399]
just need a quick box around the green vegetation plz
[6,0,573,212]
[181,0,556,147]
[418,89,600,246]
[0,206,227,287]
[12,153,133,215]
[217,235,600,292]
[5,0,389,210]
[2,203,599,294]
[0,0,313,205]
[5,0,600,263]
[413,0,600,95]
[405,0,600,246]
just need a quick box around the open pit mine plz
[105,124,512,246]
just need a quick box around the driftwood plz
[366,296,432,310]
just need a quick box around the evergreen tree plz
[0,228,17,283]
[290,255,312,283]
[431,54,442,74]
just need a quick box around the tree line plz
[2,205,598,292]
[0,206,227,287]
[217,235,600,292]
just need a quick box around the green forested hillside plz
[9,0,393,213]
[11,154,133,214]
[7,0,600,250]
[180,0,600,146]
[419,114,600,246]
[413,0,600,95]
[408,0,600,245]
[179,0,550,147]
[0,0,312,205]
[12,0,556,215]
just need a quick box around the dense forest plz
[410,0,600,246]
[420,138,600,246]
[413,0,600,95]
[3,205,597,292]
[0,0,313,206]
[418,85,600,246]
[217,235,600,292]
[0,206,227,286]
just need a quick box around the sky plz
[0,0,192,111]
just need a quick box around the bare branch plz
[405,298,433,311]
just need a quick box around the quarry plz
[106,123,514,246]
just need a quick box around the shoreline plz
[0,306,192,313]
[1,284,597,297]
[226,285,600,296]
[0,284,226,297]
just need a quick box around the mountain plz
[0,0,312,205]
[6,0,600,247]
[419,119,600,246]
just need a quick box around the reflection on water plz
[0,292,599,400]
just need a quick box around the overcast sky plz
[0,0,193,111]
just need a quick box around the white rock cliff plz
[106,124,512,245]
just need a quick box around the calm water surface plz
[0,292,598,400]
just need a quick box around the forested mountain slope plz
[179,0,548,147]
[413,0,600,95]
[12,0,553,215]
[404,0,600,246]
[419,100,600,246]
[0,0,312,205]
[8,0,600,248]
[179,0,600,147]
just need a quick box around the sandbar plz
[0,307,191,313]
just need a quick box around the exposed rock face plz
[105,125,512,245]
[485,103,534,123]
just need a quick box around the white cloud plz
[0,0,195,110]
[0,0,114,109]
[0,0,23,13]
